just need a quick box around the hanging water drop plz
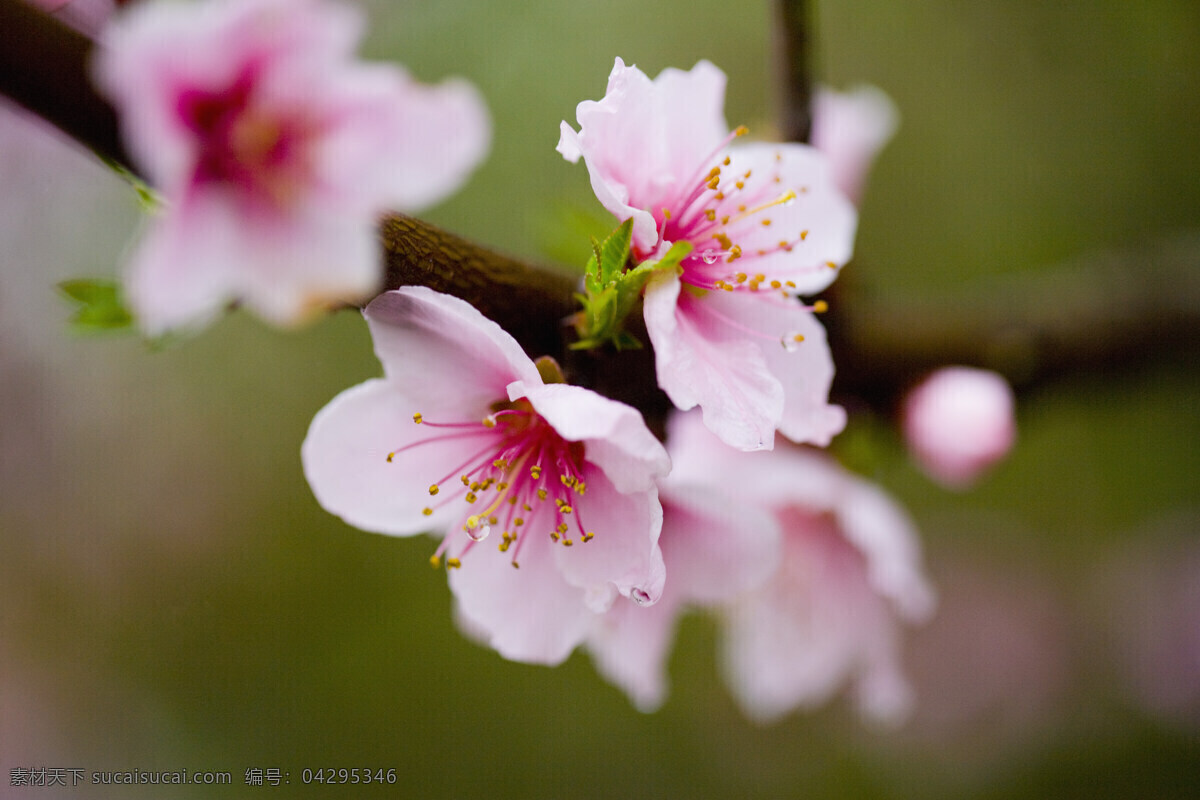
[701,249,719,264]
[466,523,491,543]
[780,331,805,351]
[631,588,653,606]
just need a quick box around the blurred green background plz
[2,0,1199,797]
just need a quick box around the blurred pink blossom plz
[810,85,898,205]
[667,410,936,724]
[29,0,116,35]
[302,288,669,665]
[559,58,855,452]
[903,367,1017,489]
[586,411,934,722]
[584,478,782,711]
[93,0,490,334]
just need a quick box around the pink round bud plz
[903,367,1016,489]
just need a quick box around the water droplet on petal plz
[701,249,719,264]
[780,331,805,351]
[467,523,491,543]
[631,588,653,606]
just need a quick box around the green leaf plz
[597,217,634,284]
[569,222,694,351]
[98,156,160,211]
[57,278,134,334]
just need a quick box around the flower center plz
[647,126,838,295]
[178,69,314,209]
[388,400,595,570]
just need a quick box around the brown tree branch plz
[774,0,814,144]
[4,0,1197,433]
[0,0,130,166]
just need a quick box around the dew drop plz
[701,249,720,264]
[780,331,805,351]
[466,523,491,543]
[631,588,653,606]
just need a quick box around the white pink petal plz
[302,288,669,665]
[560,58,856,451]
[902,367,1017,489]
[93,0,490,333]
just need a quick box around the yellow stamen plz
[412,412,423,424]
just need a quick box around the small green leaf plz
[99,156,160,211]
[57,278,134,334]
[597,218,634,284]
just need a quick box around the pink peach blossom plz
[810,85,899,205]
[584,483,782,712]
[668,411,936,724]
[903,367,1017,489]
[559,59,855,452]
[302,287,669,665]
[93,0,490,333]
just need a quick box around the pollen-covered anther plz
[460,475,470,486]
[581,532,594,543]
[705,209,716,222]
[428,484,440,496]
[537,489,547,501]
[465,492,477,503]
[662,207,671,219]
[446,558,462,569]
[482,415,497,428]
[422,507,433,516]
[813,300,829,313]
[530,465,542,479]
[412,412,423,424]
[429,554,440,568]
[735,272,748,283]
[780,331,806,351]
[726,245,742,263]
[826,261,837,269]
[734,125,749,137]
[800,230,809,240]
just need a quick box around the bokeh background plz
[2,0,1199,797]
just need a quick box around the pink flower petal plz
[720,510,915,725]
[93,0,490,332]
[586,591,684,712]
[449,531,595,665]
[550,472,665,611]
[515,382,671,494]
[365,287,542,412]
[811,85,899,204]
[644,270,784,451]
[902,366,1017,489]
[557,58,728,253]
[302,379,470,536]
[583,462,783,712]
